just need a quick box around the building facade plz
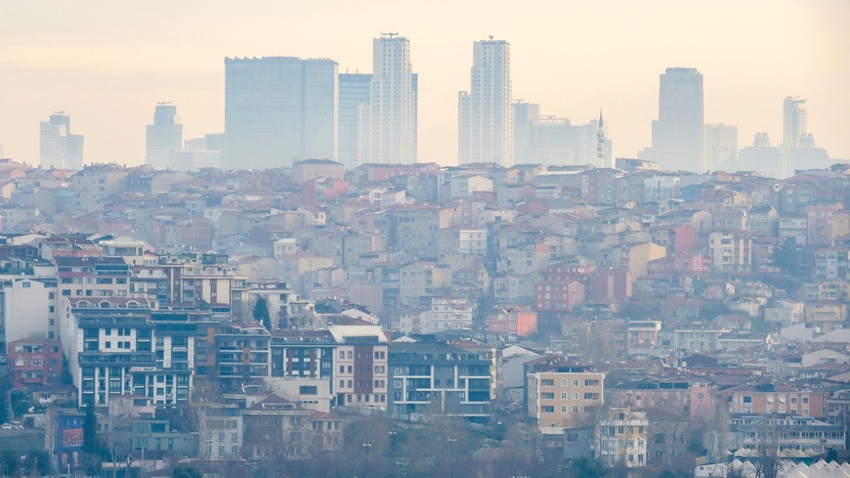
[459,38,513,167]
[224,56,338,169]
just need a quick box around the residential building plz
[7,337,62,388]
[360,34,417,164]
[328,324,388,409]
[387,341,493,421]
[594,408,648,468]
[459,38,513,167]
[527,365,604,428]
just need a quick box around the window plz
[542,406,554,413]
[541,379,554,387]
[572,379,579,387]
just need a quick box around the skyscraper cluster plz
[40,112,84,170]
[222,34,418,170]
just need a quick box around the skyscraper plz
[360,34,417,164]
[338,73,372,169]
[650,67,704,172]
[704,123,738,170]
[40,112,83,170]
[459,37,513,167]
[224,56,337,169]
[783,97,807,154]
[146,102,183,170]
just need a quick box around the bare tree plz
[753,417,782,478]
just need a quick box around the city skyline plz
[1,1,848,168]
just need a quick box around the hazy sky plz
[1,0,848,168]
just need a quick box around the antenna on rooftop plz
[381,32,399,38]
[157,101,172,106]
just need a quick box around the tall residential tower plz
[459,37,513,167]
[359,34,418,164]
[650,67,704,172]
[224,56,338,169]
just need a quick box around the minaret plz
[596,109,605,168]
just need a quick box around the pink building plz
[589,268,632,303]
[534,280,585,312]
[8,337,63,388]
[485,306,538,337]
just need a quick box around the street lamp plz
[447,437,457,478]
[362,442,373,478]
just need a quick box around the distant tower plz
[458,37,513,167]
[40,112,84,170]
[338,73,372,169]
[146,102,183,170]
[596,109,605,168]
[650,67,704,171]
[224,56,338,169]
[360,33,418,164]
[783,97,807,156]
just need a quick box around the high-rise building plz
[224,56,338,169]
[512,101,611,166]
[783,96,807,153]
[360,34,417,164]
[146,102,183,169]
[459,38,513,167]
[704,123,738,170]
[39,112,83,170]
[338,73,372,169]
[650,67,704,172]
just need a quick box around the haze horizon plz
[1,0,848,169]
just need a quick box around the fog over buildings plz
[1,3,850,477]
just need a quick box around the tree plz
[173,465,203,478]
[569,456,608,478]
[83,400,99,454]
[253,297,271,330]
[753,417,782,478]
[769,237,801,276]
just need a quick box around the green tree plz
[83,399,99,454]
[253,297,271,330]
[769,237,801,276]
[173,465,203,478]
[569,456,608,478]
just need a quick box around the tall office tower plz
[338,73,372,169]
[360,34,417,164]
[704,123,738,170]
[650,67,704,172]
[40,113,84,170]
[224,56,338,169]
[458,38,513,167]
[512,101,540,163]
[783,97,807,150]
[145,103,183,169]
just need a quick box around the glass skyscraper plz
[651,67,704,172]
[224,57,337,169]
